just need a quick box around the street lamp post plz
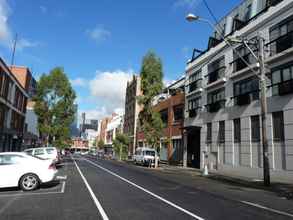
[186,14,270,186]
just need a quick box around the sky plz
[0,0,241,122]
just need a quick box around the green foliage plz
[34,67,76,148]
[138,51,164,149]
[98,139,104,149]
[113,133,129,160]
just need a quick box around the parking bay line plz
[0,181,66,198]
[73,159,109,220]
[83,158,205,220]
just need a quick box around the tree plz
[113,133,129,160]
[98,139,104,149]
[138,51,164,151]
[34,67,76,149]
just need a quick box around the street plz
[0,155,292,220]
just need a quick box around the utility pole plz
[11,34,18,66]
[259,36,270,186]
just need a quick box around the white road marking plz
[83,158,205,220]
[73,159,109,220]
[0,197,18,214]
[61,181,66,193]
[241,201,293,218]
[0,181,66,197]
[56,175,67,180]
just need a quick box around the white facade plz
[184,0,293,181]
[105,114,124,145]
[84,129,99,147]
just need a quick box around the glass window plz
[25,150,33,155]
[283,68,291,81]
[234,118,241,143]
[173,105,184,121]
[0,155,24,165]
[34,149,45,156]
[46,148,56,154]
[218,121,225,143]
[272,111,285,142]
[280,25,287,36]
[272,70,281,84]
[206,123,212,143]
[251,115,260,142]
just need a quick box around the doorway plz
[187,127,201,168]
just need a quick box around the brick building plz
[123,75,142,156]
[137,77,185,164]
[0,59,29,152]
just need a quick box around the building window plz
[269,15,293,56]
[251,115,260,142]
[206,56,225,84]
[232,41,258,72]
[218,121,225,143]
[173,105,184,122]
[160,109,168,127]
[272,111,285,142]
[188,69,202,93]
[233,77,259,105]
[206,123,212,143]
[206,88,225,112]
[269,63,293,96]
[234,118,241,143]
[188,97,201,118]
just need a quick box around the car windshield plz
[145,151,155,156]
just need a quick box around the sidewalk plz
[159,163,293,200]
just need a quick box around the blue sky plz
[0,0,241,121]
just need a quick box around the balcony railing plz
[267,31,293,56]
[206,66,226,84]
[189,79,202,93]
[188,107,201,118]
[233,91,259,106]
[205,100,226,113]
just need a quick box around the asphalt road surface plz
[0,155,292,220]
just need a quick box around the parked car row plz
[24,147,61,165]
[0,152,57,191]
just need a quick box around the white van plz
[133,147,159,166]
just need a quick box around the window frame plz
[233,118,241,143]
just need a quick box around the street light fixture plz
[186,14,270,186]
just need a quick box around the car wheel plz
[19,173,40,191]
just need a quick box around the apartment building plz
[0,59,29,152]
[123,75,142,156]
[137,77,185,164]
[184,0,293,179]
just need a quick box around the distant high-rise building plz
[70,104,79,137]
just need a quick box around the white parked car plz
[133,147,159,166]
[24,147,60,164]
[0,152,57,191]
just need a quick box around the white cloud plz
[173,0,202,9]
[17,38,40,50]
[70,77,87,87]
[0,0,11,42]
[89,70,133,108]
[86,26,111,44]
[40,6,47,14]
[0,0,40,50]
